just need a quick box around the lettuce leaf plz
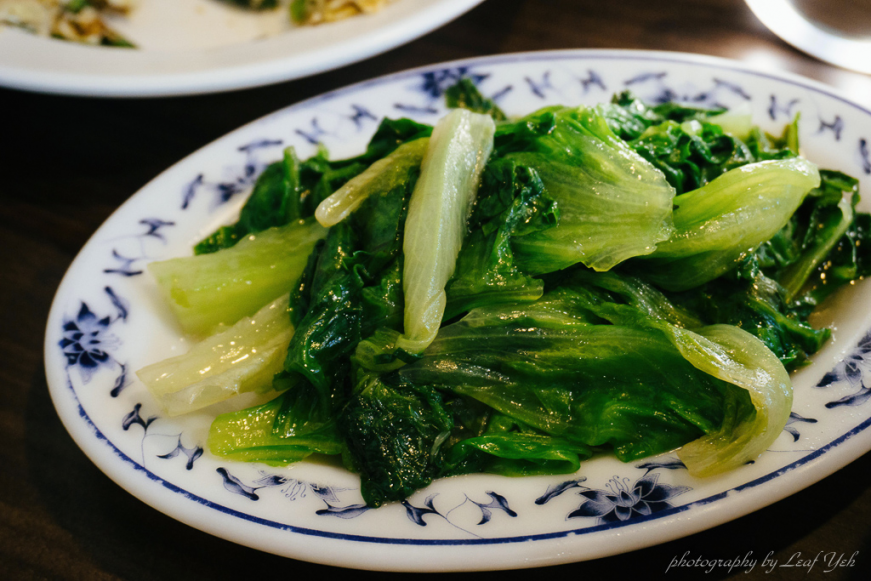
[136,294,293,416]
[208,390,342,465]
[637,158,820,291]
[398,109,496,354]
[399,282,792,476]
[668,324,792,476]
[315,138,428,228]
[444,159,557,318]
[398,290,754,462]
[495,105,675,273]
[149,218,327,336]
[340,374,452,507]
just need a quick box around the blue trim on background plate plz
[61,50,871,547]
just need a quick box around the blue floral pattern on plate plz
[44,51,871,570]
[569,473,691,524]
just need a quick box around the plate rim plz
[0,0,486,97]
[43,48,871,571]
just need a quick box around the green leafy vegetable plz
[149,218,327,336]
[398,290,758,464]
[138,86,870,509]
[443,414,592,477]
[444,159,558,318]
[397,108,496,354]
[444,78,507,121]
[765,170,859,301]
[283,222,363,412]
[668,269,829,370]
[668,324,791,476]
[603,91,727,141]
[637,158,821,291]
[626,119,757,194]
[137,294,293,416]
[340,374,452,507]
[793,213,871,310]
[209,389,342,465]
[495,105,676,273]
[316,138,428,228]
[197,119,431,255]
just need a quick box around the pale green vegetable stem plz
[136,294,294,416]
[397,109,496,354]
[315,138,430,227]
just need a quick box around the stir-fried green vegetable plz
[150,218,327,336]
[495,104,676,273]
[397,109,496,354]
[140,81,870,508]
[137,294,294,416]
[637,158,821,291]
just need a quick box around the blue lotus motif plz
[59,303,120,382]
[569,473,690,523]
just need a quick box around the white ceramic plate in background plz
[745,0,871,74]
[44,50,871,571]
[0,0,485,97]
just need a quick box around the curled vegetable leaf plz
[777,173,857,301]
[670,324,793,476]
[496,105,676,273]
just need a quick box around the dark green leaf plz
[340,375,452,507]
[445,78,507,121]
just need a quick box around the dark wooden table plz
[3,0,871,579]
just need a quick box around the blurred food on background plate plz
[0,0,135,46]
[0,0,398,47]
[290,0,394,25]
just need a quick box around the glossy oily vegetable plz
[139,82,871,508]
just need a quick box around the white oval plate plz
[0,0,484,97]
[44,50,871,572]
